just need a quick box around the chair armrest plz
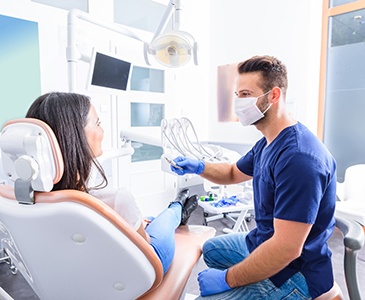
[335,216,364,251]
[335,216,364,300]
[138,225,216,300]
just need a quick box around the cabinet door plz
[116,65,179,216]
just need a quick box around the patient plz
[25,92,198,274]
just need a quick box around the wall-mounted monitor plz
[87,49,132,92]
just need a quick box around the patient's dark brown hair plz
[26,92,107,192]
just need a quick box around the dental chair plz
[335,216,364,300]
[336,164,365,228]
[0,118,215,300]
[317,216,364,300]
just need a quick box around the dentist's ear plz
[270,87,282,104]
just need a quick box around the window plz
[330,10,365,46]
[329,0,357,8]
[131,143,163,162]
[130,66,164,93]
[131,103,164,127]
[114,0,170,32]
[31,0,88,12]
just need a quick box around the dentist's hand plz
[171,156,205,175]
[198,268,232,296]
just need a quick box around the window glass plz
[131,143,163,162]
[330,10,365,47]
[330,0,356,8]
[323,8,365,181]
[31,0,88,11]
[131,103,164,127]
[130,66,164,93]
[114,0,170,32]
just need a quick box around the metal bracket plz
[0,248,17,275]
[14,179,35,205]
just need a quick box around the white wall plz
[0,0,323,143]
[207,0,323,146]
[171,0,211,143]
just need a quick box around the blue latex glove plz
[198,268,232,296]
[170,156,205,175]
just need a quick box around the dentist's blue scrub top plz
[236,122,337,299]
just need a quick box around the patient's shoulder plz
[90,185,133,199]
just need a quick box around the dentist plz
[171,55,337,299]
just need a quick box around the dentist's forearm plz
[226,219,311,288]
[201,162,251,185]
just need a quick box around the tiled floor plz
[0,186,364,300]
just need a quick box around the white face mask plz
[234,90,272,126]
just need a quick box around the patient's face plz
[85,104,104,157]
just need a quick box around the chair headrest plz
[0,118,64,203]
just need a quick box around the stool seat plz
[315,282,343,300]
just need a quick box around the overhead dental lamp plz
[66,0,197,91]
[143,0,198,68]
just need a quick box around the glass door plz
[319,1,365,181]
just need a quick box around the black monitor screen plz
[91,52,131,91]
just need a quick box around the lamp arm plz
[143,42,151,66]
[173,0,182,31]
[151,0,175,42]
[193,40,198,65]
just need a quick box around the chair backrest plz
[0,118,164,300]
